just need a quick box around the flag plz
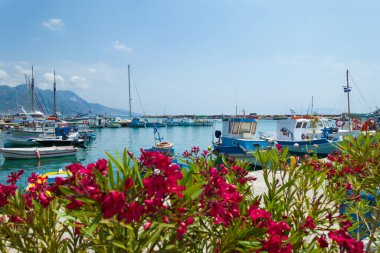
[344,87,351,93]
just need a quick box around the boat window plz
[229,122,233,133]
[251,122,257,134]
[232,122,240,134]
[296,122,303,128]
[240,122,251,134]
[302,122,307,128]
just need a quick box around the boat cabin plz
[221,117,258,139]
[276,117,330,141]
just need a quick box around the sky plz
[0,0,380,115]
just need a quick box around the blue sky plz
[0,0,379,115]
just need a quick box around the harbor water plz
[0,119,276,185]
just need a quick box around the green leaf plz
[111,240,128,250]
[107,159,115,189]
[184,183,204,200]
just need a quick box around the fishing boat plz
[144,127,189,169]
[128,118,146,127]
[0,146,78,159]
[213,117,272,166]
[268,116,356,156]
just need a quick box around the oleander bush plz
[0,133,378,252]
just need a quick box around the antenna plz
[344,70,352,130]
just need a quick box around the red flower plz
[328,229,364,253]
[301,216,316,230]
[74,222,84,235]
[248,205,271,223]
[7,169,24,184]
[124,177,134,191]
[66,197,84,210]
[39,191,53,208]
[317,235,328,248]
[102,190,125,219]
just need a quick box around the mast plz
[311,96,314,115]
[31,66,35,112]
[53,70,57,116]
[128,65,132,119]
[345,69,352,130]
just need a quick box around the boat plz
[144,127,188,170]
[260,71,360,156]
[269,116,355,156]
[105,121,121,128]
[213,117,272,166]
[26,169,71,191]
[0,146,78,159]
[34,137,85,148]
[128,118,146,127]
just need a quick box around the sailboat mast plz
[31,66,35,112]
[346,70,352,131]
[53,70,57,116]
[311,96,314,115]
[128,65,132,119]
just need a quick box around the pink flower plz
[144,220,152,230]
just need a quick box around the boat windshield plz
[229,121,257,134]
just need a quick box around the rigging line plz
[131,75,146,116]
[348,73,373,112]
[35,84,47,113]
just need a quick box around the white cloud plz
[0,69,9,80]
[112,41,133,53]
[88,68,97,73]
[39,72,65,89]
[14,64,31,75]
[42,18,65,31]
[70,76,90,89]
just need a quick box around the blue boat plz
[213,117,271,166]
[128,118,146,127]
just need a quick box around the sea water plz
[0,119,276,185]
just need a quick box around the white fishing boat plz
[0,146,78,159]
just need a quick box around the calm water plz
[0,119,276,185]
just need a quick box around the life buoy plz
[82,120,89,125]
[335,118,346,128]
[352,118,362,130]
[155,141,173,149]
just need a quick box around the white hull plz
[4,135,37,146]
[0,146,77,159]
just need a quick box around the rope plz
[132,75,146,116]
[35,85,47,113]
[348,72,374,112]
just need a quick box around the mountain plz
[0,84,134,116]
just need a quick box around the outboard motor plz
[73,139,86,149]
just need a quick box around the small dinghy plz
[0,146,78,159]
